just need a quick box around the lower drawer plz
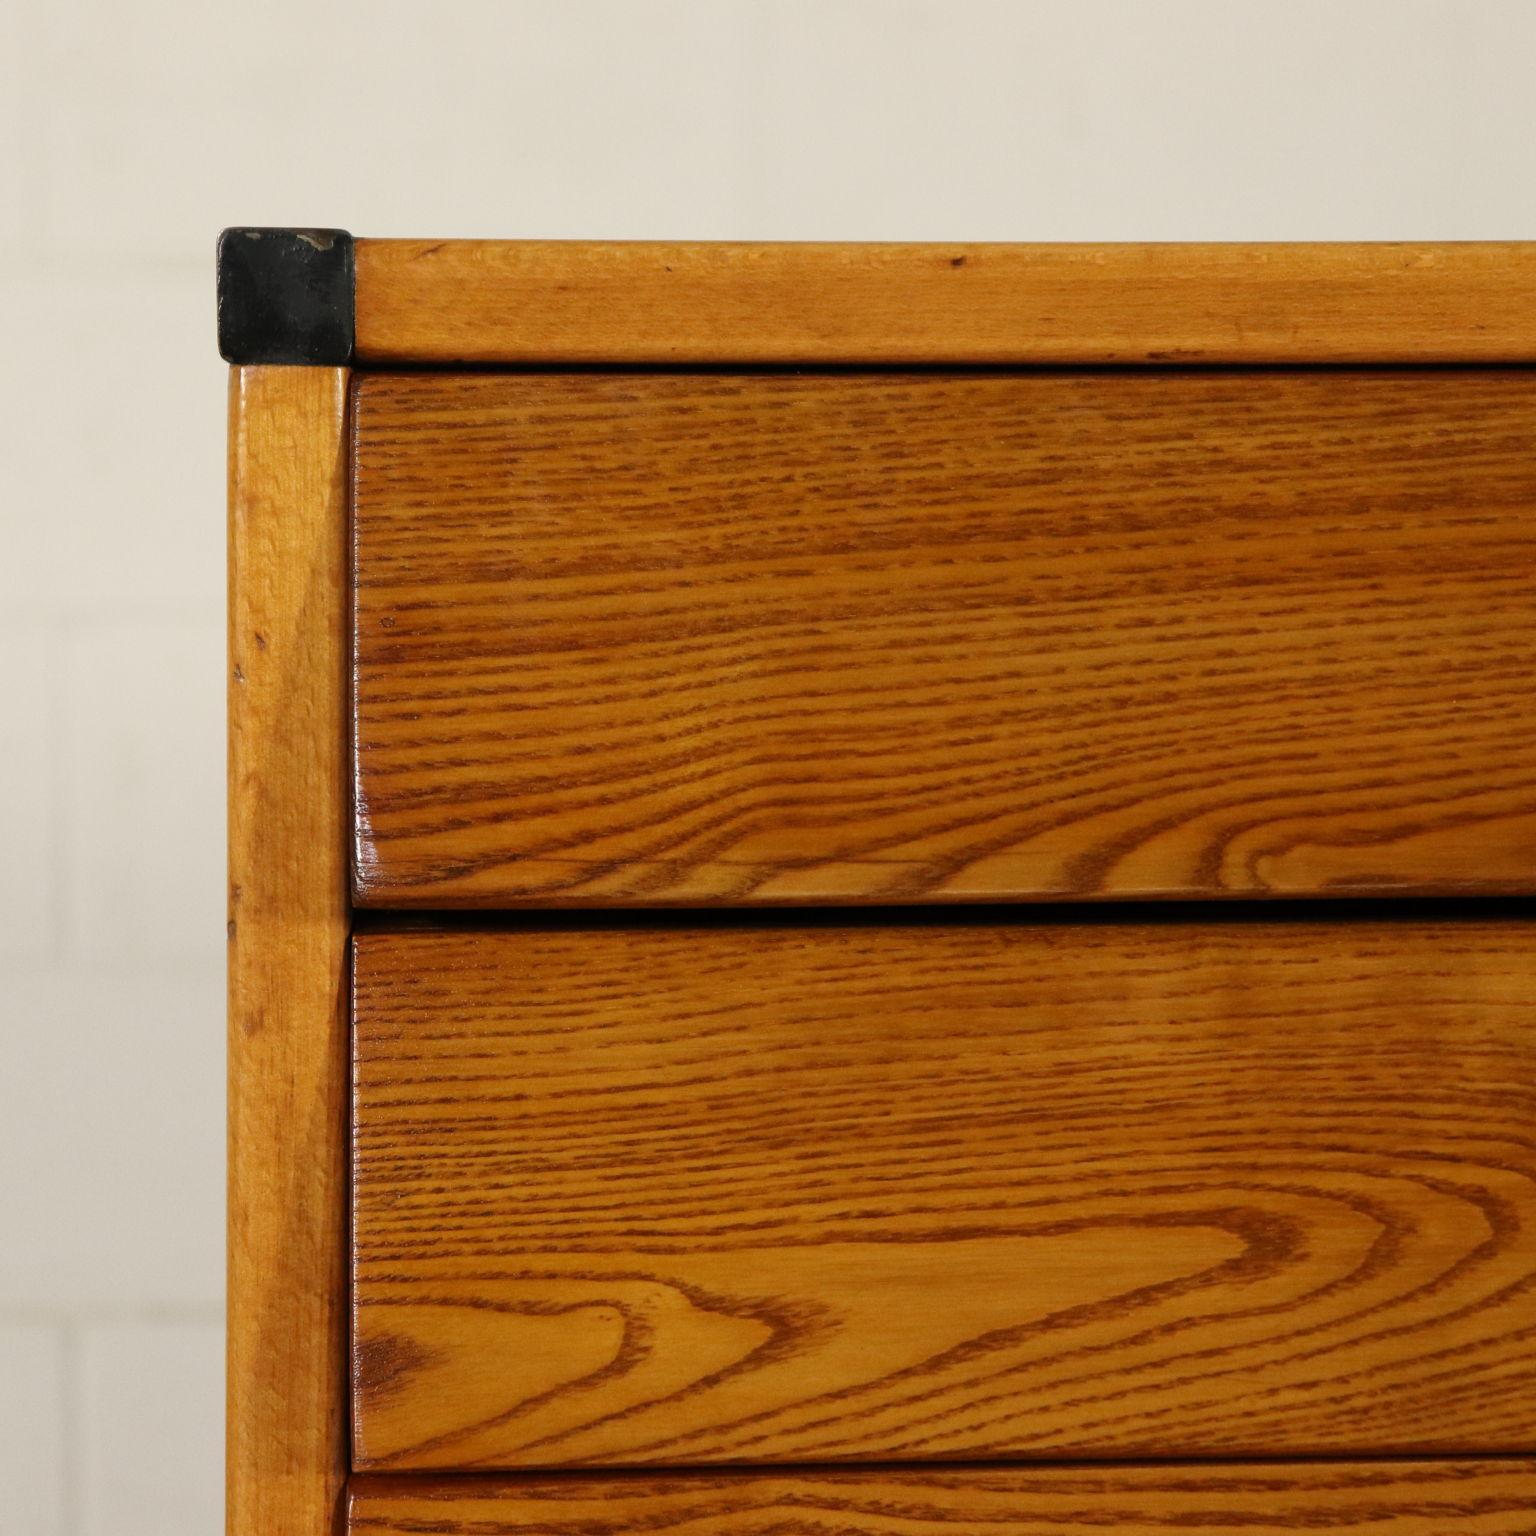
[351,918,1536,1469]
[349,1463,1536,1533]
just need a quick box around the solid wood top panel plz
[352,369,1536,907]
[353,240,1536,363]
[352,919,1536,1469]
[349,1462,1536,1535]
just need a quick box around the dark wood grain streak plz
[351,369,1536,908]
[351,920,1536,1469]
[348,1462,1536,1534]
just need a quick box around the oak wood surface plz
[352,368,1536,908]
[351,919,1536,1469]
[352,240,1536,364]
[348,1462,1536,1535]
[228,366,350,1535]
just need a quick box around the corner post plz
[227,362,351,1534]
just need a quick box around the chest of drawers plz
[223,232,1536,1534]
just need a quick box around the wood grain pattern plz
[352,369,1536,907]
[351,919,1536,1469]
[228,366,350,1536]
[348,1462,1536,1535]
[353,240,1536,364]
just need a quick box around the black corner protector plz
[217,228,355,365]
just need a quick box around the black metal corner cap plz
[217,228,355,365]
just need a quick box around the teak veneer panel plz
[352,369,1536,907]
[351,919,1536,1469]
[352,240,1536,364]
[348,1462,1536,1535]
[228,367,350,1535]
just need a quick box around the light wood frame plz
[228,366,351,1535]
[352,239,1536,364]
[225,237,1536,1534]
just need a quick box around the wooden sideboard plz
[224,232,1536,1535]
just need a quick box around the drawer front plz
[352,369,1536,908]
[351,919,1536,1469]
[349,1463,1536,1534]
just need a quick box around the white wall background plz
[2,2,1534,1530]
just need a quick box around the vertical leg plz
[227,365,350,1535]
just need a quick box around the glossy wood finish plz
[228,366,350,1536]
[348,1463,1536,1535]
[352,369,1536,908]
[351,919,1536,1470]
[353,240,1536,364]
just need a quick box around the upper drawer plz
[352,370,1536,907]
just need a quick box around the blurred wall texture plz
[2,3,1534,1531]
